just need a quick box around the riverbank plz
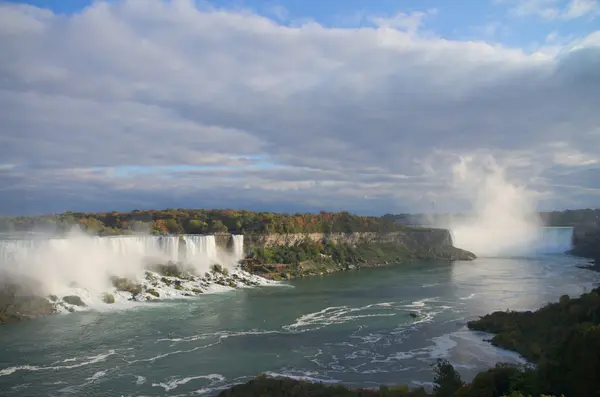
[241,234,475,280]
[466,284,600,396]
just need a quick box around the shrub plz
[432,359,464,397]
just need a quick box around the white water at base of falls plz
[450,226,574,258]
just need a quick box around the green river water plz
[1,255,599,397]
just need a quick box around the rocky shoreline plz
[0,264,277,325]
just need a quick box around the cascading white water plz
[231,235,244,262]
[0,234,229,268]
[158,236,180,262]
[0,232,250,299]
[183,235,218,265]
[534,227,573,255]
[450,226,574,257]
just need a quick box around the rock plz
[102,293,115,304]
[147,289,160,298]
[63,295,86,307]
[111,276,143,296]
[409,311,418,318]
[48,294,58,302]
[145,271,156,281]
[1,285,57,324]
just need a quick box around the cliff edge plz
[571,226,600,262]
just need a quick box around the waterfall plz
[0,234,227,269]
[182,235,218,264]
[450,226,574,257]
[232,235,244,261]
[534,227,573,255]
[158,236,180,262]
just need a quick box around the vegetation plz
[216,369,564,397]
[242,239,472,279]
[467,286,600,397]
[217,374,429,397]
[0,209,415,236]
[110,276,143,296]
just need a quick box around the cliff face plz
[571,226,600,261]
[243,228,475,261]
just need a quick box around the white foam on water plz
[459,293,476,300]
[86,370,108,381]
[264,371,340,384]
[135,375,147,385]
[282,303,399,332]
[151,374,225,392]
[0,350,117,377]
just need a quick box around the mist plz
[0,227,245,297]
[444,156,542,257]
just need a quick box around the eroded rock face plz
[243,229,473,258]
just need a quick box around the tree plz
[432,359,464,397]
[208,219,228,233]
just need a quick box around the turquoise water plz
[1,255,598,397]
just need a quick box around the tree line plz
[0,209,411,236]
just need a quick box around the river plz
[1,254,598,396]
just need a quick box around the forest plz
[0,209,411,236]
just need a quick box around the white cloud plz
[369,9,436,35]
[502,0,600,20]
[0,0,599,215]
[564,0,600,18]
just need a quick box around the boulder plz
[63,295,86,307]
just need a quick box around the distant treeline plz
[388,208,600,228]
[0,209,411,236]
[2,208,597,237]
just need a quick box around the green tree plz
[432,359,464,397]
[208,219,228,233]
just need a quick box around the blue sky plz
[7,0,599,46]
[0,0,599,215]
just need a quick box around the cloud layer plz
[1,0,599,215]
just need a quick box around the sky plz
[0,0,599,216]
